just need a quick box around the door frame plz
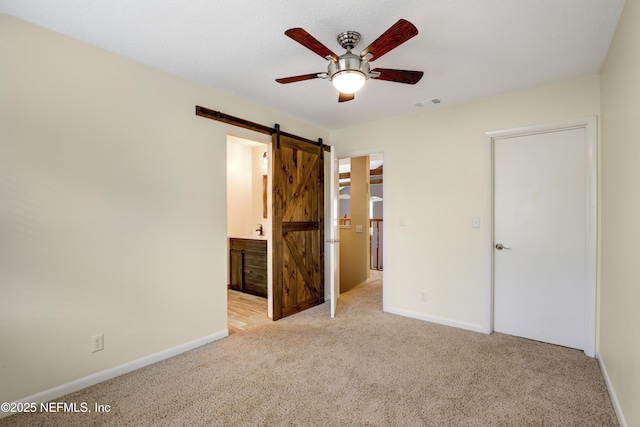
[483,117,597,357]
[326,148,340,317]
[332,148,387,312]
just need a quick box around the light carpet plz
[2,273,618,426]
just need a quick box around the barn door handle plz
[495,243,511,250]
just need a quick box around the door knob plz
[495,243,511,250]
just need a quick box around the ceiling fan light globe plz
[332,71,366,94]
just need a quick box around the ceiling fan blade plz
[360,19,418,62]
[285,28,339,61]
[371,68,424,84]
[276,73,322,84]
[338,92,355,103]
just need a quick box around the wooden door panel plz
[273,134,324,320]
[282,153,318,221]
[283,231,319,297]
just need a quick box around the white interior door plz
[493,127,589,350]
[326,148,340,318]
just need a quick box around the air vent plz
[414,98,442,108]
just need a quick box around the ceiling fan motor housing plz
[328,51,371,81]
[329,30,370,82]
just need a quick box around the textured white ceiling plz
[0,0,624,130]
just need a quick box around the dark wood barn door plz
[272,133,324,320]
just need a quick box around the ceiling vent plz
[414,98,442,108]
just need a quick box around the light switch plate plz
[356,224,363,233]
[472,217,481,229]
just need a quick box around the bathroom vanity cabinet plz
[229,238,267,298]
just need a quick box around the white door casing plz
[484,117,597,357]
[326,148,340,318]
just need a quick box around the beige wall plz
[251,144,271,239]
[0,14,327,404]
[599,1,640,425]
[339,156,370,292]
[331,76,600,331]
[227,140,253,236]
[226,139,271,238]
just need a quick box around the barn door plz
[272,132,324,320]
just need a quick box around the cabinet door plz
[229,249,243,291]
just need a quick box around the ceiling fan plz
[276,19,424,103]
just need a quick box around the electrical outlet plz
[91,333,104,353]
[420,291,427,302]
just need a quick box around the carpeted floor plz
[2,273,618,426]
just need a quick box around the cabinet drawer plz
[244,271,267,286]
[230,238,266,253]
[244,281,266,296]
[244,253,267,269]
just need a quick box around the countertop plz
[229,234,268,241]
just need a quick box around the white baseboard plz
[597,352,628,427]
[384,307,485,334]
[1,330,228,419]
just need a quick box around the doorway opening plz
[226,134,272,333]
[337,153,384,305]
